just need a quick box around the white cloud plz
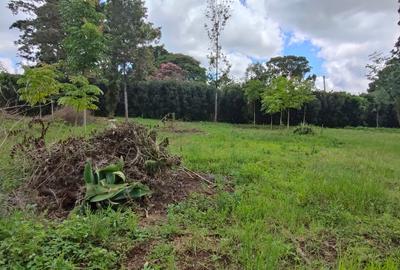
[1,0,399,92]
[264,0,399,92]
[146,0,284,75]
[0,3,26,73]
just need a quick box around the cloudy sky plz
[0,0,399,93]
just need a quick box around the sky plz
[0,0,399,93]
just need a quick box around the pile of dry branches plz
[10,121,185,217]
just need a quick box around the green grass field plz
[1,118,400,269]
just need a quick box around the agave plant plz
[83,159,151,206]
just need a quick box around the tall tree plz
[9,0,65,64]
[266,56,311,79]
[368,58,400,126]
[105,0,160,121]
[156,53,207,82]
[367,4,400,126]
[394,0,400,56]
[244,79,264,125]
[151,63,186,81]
[245,63,269,83]
[205,0,233,122]
[60,0,105,126]
[262,76,287,126]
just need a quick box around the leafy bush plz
[84,160,151,208]
[293,125,315,135]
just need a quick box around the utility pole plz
[323,75,327,91]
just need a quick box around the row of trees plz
[4,0,400,128]
[1,71,399,127]
[7,0,208,124]
[242,56,316,128]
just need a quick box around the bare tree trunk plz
[214,91,218,122]
[287,109,290,129]
[303,105,307,124]
[122,64,129,123]
[280,110,283,126]
[214,33,219,123]
[270,114,273,129]
[124,81,128,123]
[376,110,379,128]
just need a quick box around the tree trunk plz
[214,33,219,123]
[214,90,218,122]
[124,81,128,123]
[287,109,290,129]
[253,102,256,126]
[376,110,379,128]
[39,104,42,119]
[270,115,273,129]
[280,110,283,126]
[303,105,307,124]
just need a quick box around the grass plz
[1,117,400,269]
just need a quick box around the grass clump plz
[0,208,139,269]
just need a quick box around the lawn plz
[1,118,400,269]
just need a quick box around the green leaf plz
[83,162,94,184]
[98,160,124,174]
[89,183,129,202]
[113,171,126,183]
[105,172,116,185]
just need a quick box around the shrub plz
[293,125,315,135]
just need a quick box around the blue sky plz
[283,33,325,76]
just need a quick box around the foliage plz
[8,0,65,63]
[156,52,207,82]
[104,0,161,119]
[58,75,103,112]
[63,22,105,75]
[245,63,269,83]
[244,79,264,104]
[83,160,151,207]
[60,0,105,75]
[261,76,289,115]
[2,74,399,127]
[0,209,139,269]
[266,55,312,79]
[114,80,216,121]
[368,57,400,125]
[17,65,61,107]
[0,73,21,107]
[244,79,265,124]
[293,124,315,135]
[151,62,186,81]
[262,76,315,127]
